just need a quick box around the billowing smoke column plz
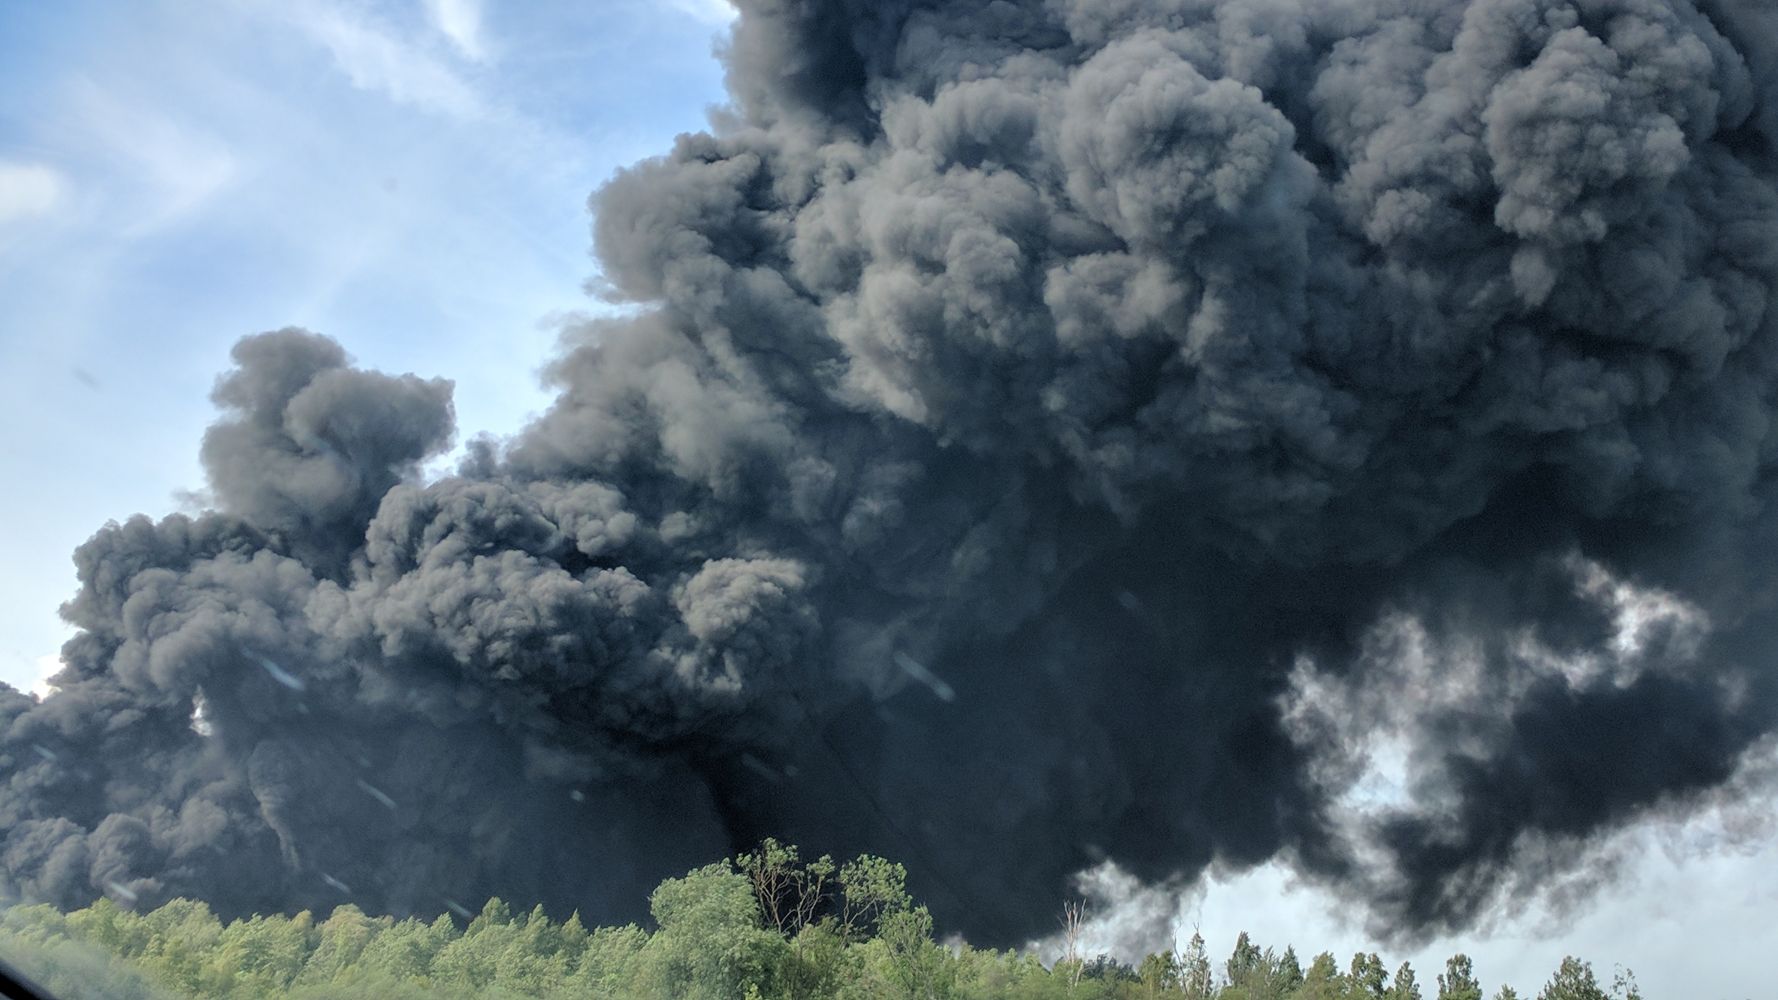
[7,0,1778,946]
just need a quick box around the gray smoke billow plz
[7,0,1778,945]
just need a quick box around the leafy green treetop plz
[1388,961,1423,1000]
[1438,954,1484,1000]
[1226,931,1264,988]
[1536,957,1609,1000]
[300,904,382,985]
[1138,948,1179,995]
[1277,945,1305,993]
[737,837,834,938]
[497,904,572,992]
[1296,951,1346,1000]
[352,914,452,983]
[875,905,955,1000]
[1178,931,1215,1000]
[431,899,520,991]
[837,853,912,941]
[642,862,784,1000]
[1609,966,1643,1000]
[564,923,648,997]
[212,910,314,994]
[1349,952,1389,999]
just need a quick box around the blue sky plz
[0,0,732,695]
[1,2,1773,995]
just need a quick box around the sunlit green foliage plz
[0,845,1647,1000]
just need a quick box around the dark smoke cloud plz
[7,0,1778,946]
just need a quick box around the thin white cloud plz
[424,0,490,63]
[285,3,485,118]
[64,78,238,236]
[0,162,69,225]
[665,0,737,27]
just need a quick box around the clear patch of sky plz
[1182,796,1778,999]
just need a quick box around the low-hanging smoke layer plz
[8,0,1778,945]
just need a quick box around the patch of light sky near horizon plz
[1033,741,1778,999]
[1185,805,1778,1000]
[1038,566,1773,997]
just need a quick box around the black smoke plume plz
[7,0,1778,946]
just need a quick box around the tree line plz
[0,840,1644,999]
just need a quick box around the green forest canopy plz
[0,841,1645,1000]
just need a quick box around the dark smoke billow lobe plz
[7,0,1778,946]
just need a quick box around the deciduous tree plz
[1535,957,1609,1000]
[1438,955,1483,1000]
